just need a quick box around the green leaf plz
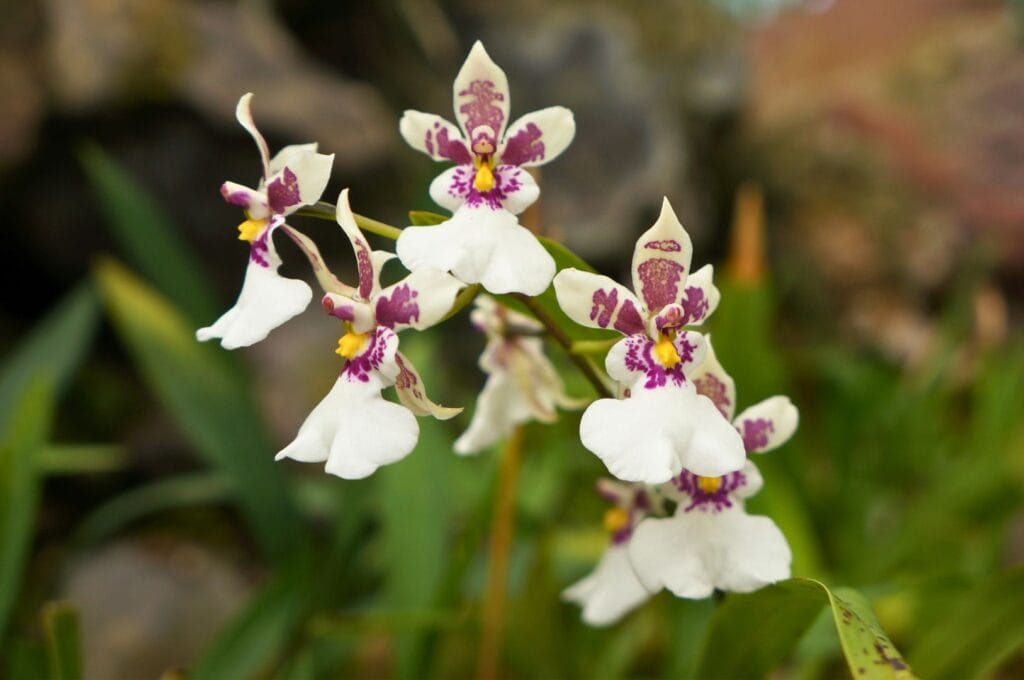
[93,258,305,561]
[192,575,308,680]
[79,143,217,324]
[37,444,127,476]
[42,601,83,680]
[0,283,99,435]
[6,639,48,680]
[694,579,915,679]
[408,210,448,226]
[908,567,1024,679]
[378,334,454,679]
[76,473,231,545]
[0,381,53,642]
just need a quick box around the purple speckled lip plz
[249,224,272,268]
[340,327,392,383]
[674,470,747,513]
[445,164,526,211]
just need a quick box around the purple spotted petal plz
[631,199,694,313]
[453,42,510,145]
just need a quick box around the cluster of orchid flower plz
[197,42,799,626]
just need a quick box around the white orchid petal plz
[429,165,473,213]
[552,270,646,335]
[321,292,376,334]
[197,226,312,349]
[397,207,555,296]
[220,182,269,218]
[682,394,747,477]
[500,106,576,167]
[579,386,694,484]
[264,146,333,216]
[399,111,472,164]
[734,395,800,454]
[562,545,652,627]
[628,514,716,599]
[235,93,270,179]
[452,41,510,146]
[376,268,463,332]
[332,188,383,300]
[631,198,694,314]
[715,509,792,593]
[454,371,531,455]
[393,351,462,421]
[690,336,737,421]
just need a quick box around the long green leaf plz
[42,601,83,680]
[76,473,231,545]
[192,575,308,680]
[694,579,915,679]
[0,382,53,642]
[94,259,305,561]
[908,567,1024,679]
[79,143,217,324]
[0,283,99,435]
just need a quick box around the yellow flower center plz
[335,330,368,359]
[697,476,722,494]
[602,507,630,534]
[473,157,495,193]
[237,218,268,242]
[653,333,681,368]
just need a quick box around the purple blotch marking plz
[680,286,710,324]
[695,373,732,419]
[427,122,472,164]
[501,122,545,166]
[637,258,685,312]
[375,284,420,329]
[394,353,425,401]
[267,167,301,214]
[341,327,389,382]
[644,239,681,252]
[355,245,374,300]
[740,418,775,453]
[621,336,687,390]
[322,296,354,322]
[590,288,618,328]
[675,470,747,513]
[458,79,505,137]
[460,165,523,210]
[614,299,645,335]
[221,183,252,209]
[249,227,270,268]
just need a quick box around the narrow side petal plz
[500,106,576,167]
[631,198,694,313]
[734,396,799,455]
[399,110,472,164]
[453,41,510,146]
[690,336,737,421]
[235,93,270,179]
[552,269,646,335]
[335,188,382,300]
[220,181,269,219]
[562,545,652,627]
[393,351,462,421]
[265,146,333,215]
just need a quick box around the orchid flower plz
[627,343,798,599]
[396,41,576,296]
[454,295,582,455]
[197,93,334,349]
[552,198,745,484]
[276,190,463,479]
[562,480,659,626]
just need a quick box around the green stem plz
[570,338,619,356]
[295,202,403,240]
[512,294,612,399]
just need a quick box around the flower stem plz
[295,201,403,240]
[512,294,613,399]
[477,425,525,680]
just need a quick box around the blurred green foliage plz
[2,146,1022,679]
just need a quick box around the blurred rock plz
[62,538,249,679]
[45,0,393,170]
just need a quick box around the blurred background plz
[2,0,1023,677]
